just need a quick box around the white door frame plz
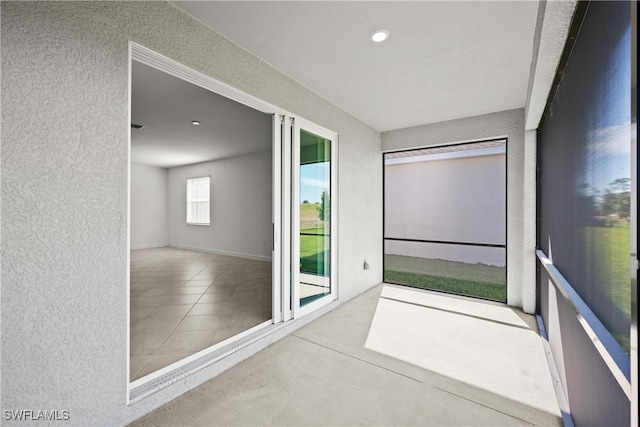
[291,117,339,318]
[128,42,338,400]
[128,42,288,392]
[282,116,294,321]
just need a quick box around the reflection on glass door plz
[299,129,331,306]
[291,119,337,316]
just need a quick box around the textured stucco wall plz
[522,130,537,313]
[385,153,506,266]
[524,0,577,130]
[382,109,532,311]
[0,2,382,425]
[167,151,272,261]
[385,154,506,243]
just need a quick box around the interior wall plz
[168,151,272,261]
[381,108,531,312]
[130,163,169,249]
[0,2,382,425]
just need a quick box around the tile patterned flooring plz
[130,247,272,381]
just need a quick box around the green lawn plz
[385,270,506,301]
[300,202,330,275]
[582,224,630,317]
[300,203,323,230]
[582,224,630,352]
[300,226,329,275]
[386,225,631,352]
[384,255,506,301]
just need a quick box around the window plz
[186,176,210,225]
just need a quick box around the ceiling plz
[173,1,539,132]
[131,61,272,168]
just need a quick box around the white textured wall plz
[385,154,506,243]
[130,163,168,249]
[0,2,382,425]
[168,151,272,261]
[385,240,506,268]
[385,154,506,266]
[382,109,530,310]
[522,130,537,313]
[524,0,578,130]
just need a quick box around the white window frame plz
[186,176,210,225]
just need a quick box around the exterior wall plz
[168,151,272,261]
[0,2,382,425]
[385,153,506,266]
[522,130,537,313]
[130,163,169,249]
[382,109,531,311]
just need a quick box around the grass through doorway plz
[384,255,506,301]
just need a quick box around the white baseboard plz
[131,243,168,250]
[168,244,272,262]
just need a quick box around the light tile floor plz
[130,247,272,381]
[130,284,563,426]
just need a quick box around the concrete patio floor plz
[130,284,563,426]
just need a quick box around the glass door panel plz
[292,119,337,316]
[299,129,331,306]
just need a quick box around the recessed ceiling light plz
[191,120,201,126]
[371,29,389,43]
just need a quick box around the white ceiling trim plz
[130,42,290,117]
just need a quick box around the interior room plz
[129,61,273,380]
[1,1,636,426]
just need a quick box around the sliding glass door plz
[292,119,337,316]
[128,44,340,400]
